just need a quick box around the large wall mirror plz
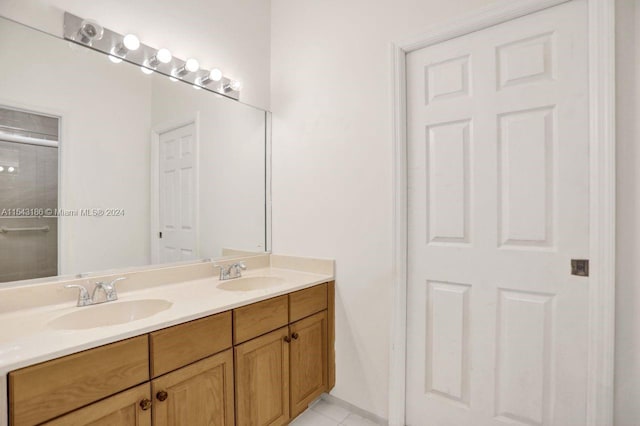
[0,16,270,285]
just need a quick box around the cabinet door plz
[152,349,234,426]
[42,383,151,426]
[235,326,290,426]
[289,311,328,418]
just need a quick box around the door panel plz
[406,1,589,425]
[235,327,290,426]
[158,123,197,263]
[290,311,328,418]
[42,384,151,426]
[152,349,234,426]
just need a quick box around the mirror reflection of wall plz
[0,16,268,285]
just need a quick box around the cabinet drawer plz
[150,311,232,377]
[9,335,149,426]
[289,283,328,322]
[233,295,288,344]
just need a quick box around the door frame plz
[150,113,201,264]
[388,0,616,425]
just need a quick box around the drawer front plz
[233,295,288,344]
[289,283,328,322]
[9,335,149,426]
[150,311,232,377]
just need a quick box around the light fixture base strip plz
[62,12,240,100]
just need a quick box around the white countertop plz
[0,256,334,426]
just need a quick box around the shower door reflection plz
[0,133,58,283]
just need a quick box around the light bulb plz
[173,58,200,77]
[169,76,178,82]
[156,48,172,64]
[0,166,4,172]
[108,55,122,64]
[123,34,140,51]
[209,68,223,82]
[140,66,153,75]
[7,166,15,173]
[198,68,223,86]
[185,58,199,72]
[230,80,242,91]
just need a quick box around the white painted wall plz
[151,77,267,259]
[3,0,638,421]
[270,0,496,419]
[0,19,153,274]
[0,0,270,109]
[614,1,640,425]
[271,0,640,422]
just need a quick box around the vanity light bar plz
[62,12,241,101]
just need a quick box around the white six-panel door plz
[406,1,590,425]
[158,123,197,263]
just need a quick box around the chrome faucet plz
[64,284,93,307]
[219,262,247,280]
[65,277,127,307]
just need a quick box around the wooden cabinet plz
[152,349,235,426]
[234,282,335,425]
[41,384,151,426]
[235,327,290,426]
[8,281,335,426]
[289,284,327,322]
[150,311,232,377]
[290,311,328,418]
[233,295,288,344]
[9,336,149,426]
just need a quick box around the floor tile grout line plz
[311,401,352,423]
[310,406,343,423]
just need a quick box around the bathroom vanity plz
[0,10,329,426]
[0,254,335,426]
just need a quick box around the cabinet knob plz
[140,398,152,411]
[284,335,291,343]
[157,390,169,401]
[291,332,299,340]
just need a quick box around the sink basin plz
[217,276,286,291]
[49,299,173,330]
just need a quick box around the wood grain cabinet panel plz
[290,311,328,418]
[327,281,336,390]
[235,327,290,426]
[233,295,288,345]
[41,383,151,426]
[289,284,327,323]
[9,335,149,426]
[152,349,235,426]
[150,311,232,377]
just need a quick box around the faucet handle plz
[230,262,247,278]
[104,277,127,301]
[216,263,227,280]
[65,284,92,307]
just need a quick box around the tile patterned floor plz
[290,399,380,426]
